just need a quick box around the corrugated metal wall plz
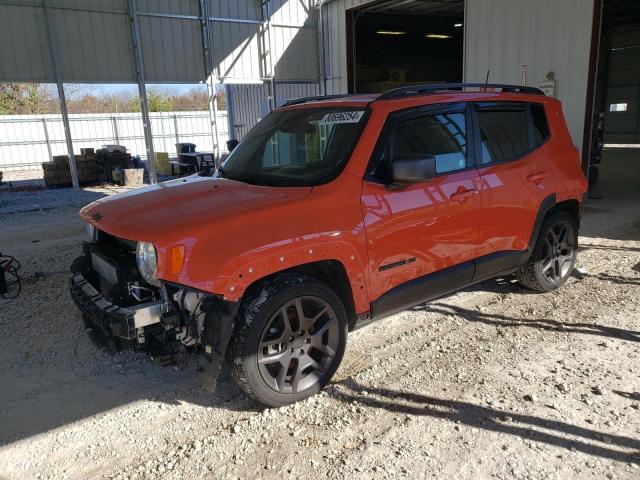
[464,0,595,148]
[321,0,595,149]
[226,83,320,139]
[603,29,640,144]
[321,0,373,95]
[0,3,50,82]
[0,0,319,84]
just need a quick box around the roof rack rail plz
[280,94,347,107]
[377,83,544,100]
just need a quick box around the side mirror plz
[391,155,436,185]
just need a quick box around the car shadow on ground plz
[613,390,640,402]
[333,380,640,465]
[579,243,640,254]
[412,300,640,343]
[410,275,640,343]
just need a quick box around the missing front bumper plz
[69,272,162,341]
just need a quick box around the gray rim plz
[257,296,339,394]
[541,219,576,283]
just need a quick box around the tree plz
[0,83,57,114]
[129,90,173,112]
[170,88,210,111]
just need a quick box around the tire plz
[516,210,578,292]
[230,273,348,407]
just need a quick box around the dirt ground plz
[0,150,639,480]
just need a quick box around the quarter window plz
[476,106,529,164]
[531,104,550,146]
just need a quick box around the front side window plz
[369,110,468,182]
[219,107,368,187]
[476,104,529,164]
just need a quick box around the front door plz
[361,103,482,310]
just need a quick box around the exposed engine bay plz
[69,230,237,388]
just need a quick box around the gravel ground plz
[0,151,639,479]
[0,169,176,214]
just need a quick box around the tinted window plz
[477,105,529,164]
[531,104,550,145]
[369,111,468,181]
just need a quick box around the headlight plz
[136,242,158,285]
[86,223,99,243]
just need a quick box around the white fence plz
[0,111,229,172]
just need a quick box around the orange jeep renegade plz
[71,83,587,406]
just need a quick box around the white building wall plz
[321,0,374,95]
[464,0,596,148]
[321,0,596,149]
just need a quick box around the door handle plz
[527,171,549,183]
[450,188,478,203]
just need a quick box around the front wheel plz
[230,273,347,407]
[516,210,578,292]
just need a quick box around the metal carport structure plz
[0,0,321,201]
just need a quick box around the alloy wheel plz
[257,296,339,394]
[541,220,576,283]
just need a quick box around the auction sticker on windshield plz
[319,111,365,125]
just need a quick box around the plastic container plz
[176,143,196,154]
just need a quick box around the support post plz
[199,0,220,160]
[173,114,180,146]
[316,1,326,95]
[224,83,237,141]
[261,0,276,110]
[43,0,80,201]
[111,116,120,144]
[208,79,221,160]
[42,118,53,161]
[128,0,157,184]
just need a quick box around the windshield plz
[219,107,368,187]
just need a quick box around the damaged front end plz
[69,230,237,390]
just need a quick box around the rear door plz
[472,102,554,259]
[361,103,482,310]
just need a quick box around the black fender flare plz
[198,296,240,392]
[526,193,557,255]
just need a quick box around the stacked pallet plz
[42,155,72,187]
[97,147,133,183]
[77,148,98,183]
[42,148,98,187]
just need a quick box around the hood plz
[80,176,312,243]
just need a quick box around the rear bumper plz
[69,272,162,342]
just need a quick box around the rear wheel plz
[230,273,347,407]
[516,211,578,292]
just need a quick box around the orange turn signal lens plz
[170,245,185,274]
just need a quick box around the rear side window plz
[476,104,529,164]
[531,104,550,145]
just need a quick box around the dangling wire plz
[0,253,22,300]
